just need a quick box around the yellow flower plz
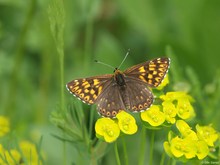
[196,125,219,147]
[170,136,184,158]
[20,141,43,165]
[0,116,10,137]
[141,105,165,126]
[156,75,169,90]
[163,141,173,158]
[170,136,196,159]
[177,98,195,119]
[160,92,195,120]
[176,120,198,140]
[164,121,218,160]
[0,144,21,165]
[95,118,120,143]
[162,101,177,124]
[195,140,209,160]
[160,91,193,102]
[116,111,137,135]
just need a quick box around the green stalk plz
[122,136,128,165]
[171,159,176,165]
[48,0,65,164]
[89,109,95,140]
[159,152,165,165]
[114,141,121,165]
[138,127,146,165]
[149,131,155,165]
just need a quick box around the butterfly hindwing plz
[66,74,112,105]
[95,82,126,118]
[124,57,170,87]
[121,78,154,112]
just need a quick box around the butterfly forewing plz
[66,74,112,105]
[124,57,170,87]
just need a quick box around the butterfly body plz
[114,69,126,86]
[67,57,170,118]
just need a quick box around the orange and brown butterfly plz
[66,57,170,118]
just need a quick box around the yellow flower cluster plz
[0,116,10,137]
[0,116,44,165]
[95,111,137,143]
[164,120,219,161]
[141,92,195,127]
[0,141,43,165]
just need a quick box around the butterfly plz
[66,57,170,118]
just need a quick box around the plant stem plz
[48,0,66,164]
[122,137,128,165]
[149,131,155,165]
[89,108,95,140]
[138,127,146,165]
[114,141,121,165]
[171,159,176,165]
[159,152,165,165]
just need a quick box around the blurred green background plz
[1,0,220,164]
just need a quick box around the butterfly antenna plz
[118,49,130,69]
[94,60,115,70]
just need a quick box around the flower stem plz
[149,131,155,165]
[138,127,146,165]
[122,137,128,165]
[114,141,121,165]
[171,159,176,165]
[159,152,165,165]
